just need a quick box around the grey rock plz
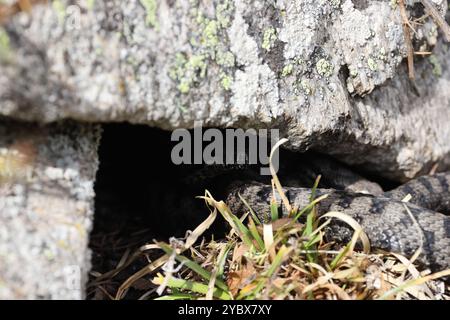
[0,120,101,299]
[0,0,449,181]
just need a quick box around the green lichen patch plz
[300,79,313,95]
[140,0,159,29]
[281,64,294,77]
[293,78,314,96]
[216,0,234,28]
[367,57,378,71]
[429,55,442,77]
[316,58,333,77]
[201,19,219,48]
[0,28,11,62]
[378,48,387,61]
[52,0,67,24]
[428,25,438,40]
[87,0,96,10]
[216,50,235,68]
[349,66,358,77]
[169,53,208,94]
[262,26,277,52]
[390,0,398,10]
[169,1,235,94]
[220,72,232,90]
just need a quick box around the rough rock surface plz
[0,0,449,180]
[0,120,100,299]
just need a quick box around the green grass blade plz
[265,245,291,277]
[240,245,291,299]
[238,193,262,225]
[304,232,322,248]
[302,206,319,263]
[155,294,196,300]
[330,243,351,270]
[153,275,232,300]
[302,176,322,237]
[248,217,265,251]
[217,243,233,278]
[294,194,328,221]
[212,200,255,248]
[303,207,317,237]
[158,242,229,292]
[230,213,256,248]
[309,175,321,202]
[270,200,279,221]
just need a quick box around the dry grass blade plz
[399,0,415,79]
[184,204,217,249]
[115,248,131,270]
[378,269,450,300]
[399,204,423,272]
[269,138,292,214]
[206,244,229,300]
[115,254,168,300]
[320,211,371,253]
[139,244,160,251]
[388,252,434,299]
[320,283,352,300]
[263,223,275,260]
[301,270,333,294]
[89,249,143,285]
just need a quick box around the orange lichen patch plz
[0,137,38,184]
[0,0,47,25]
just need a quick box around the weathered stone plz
[0,120,100,299]
[0,0,448,181]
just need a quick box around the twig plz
[420,0,450,42]
[414,51,432,56]
[399,0,415,80]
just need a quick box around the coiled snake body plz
[226,172,450,272]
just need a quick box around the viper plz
[225,170,450,272]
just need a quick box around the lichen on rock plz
[139,0,159,28]
[0,120,101,299]
[0,0,448,181]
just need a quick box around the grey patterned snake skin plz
[225,172,450,272]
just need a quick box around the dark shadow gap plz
[87,123,398,299]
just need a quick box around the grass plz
[140,190,448,300]
[88,140,450,300]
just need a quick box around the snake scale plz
[225,171,450,272]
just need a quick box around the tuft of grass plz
[142,187,448,300]
[91,139,449,300]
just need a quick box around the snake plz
[224,168,450,272]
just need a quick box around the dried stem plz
[399,0,415,80]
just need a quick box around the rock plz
[0,120,101,299]
[0,0,448,181]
